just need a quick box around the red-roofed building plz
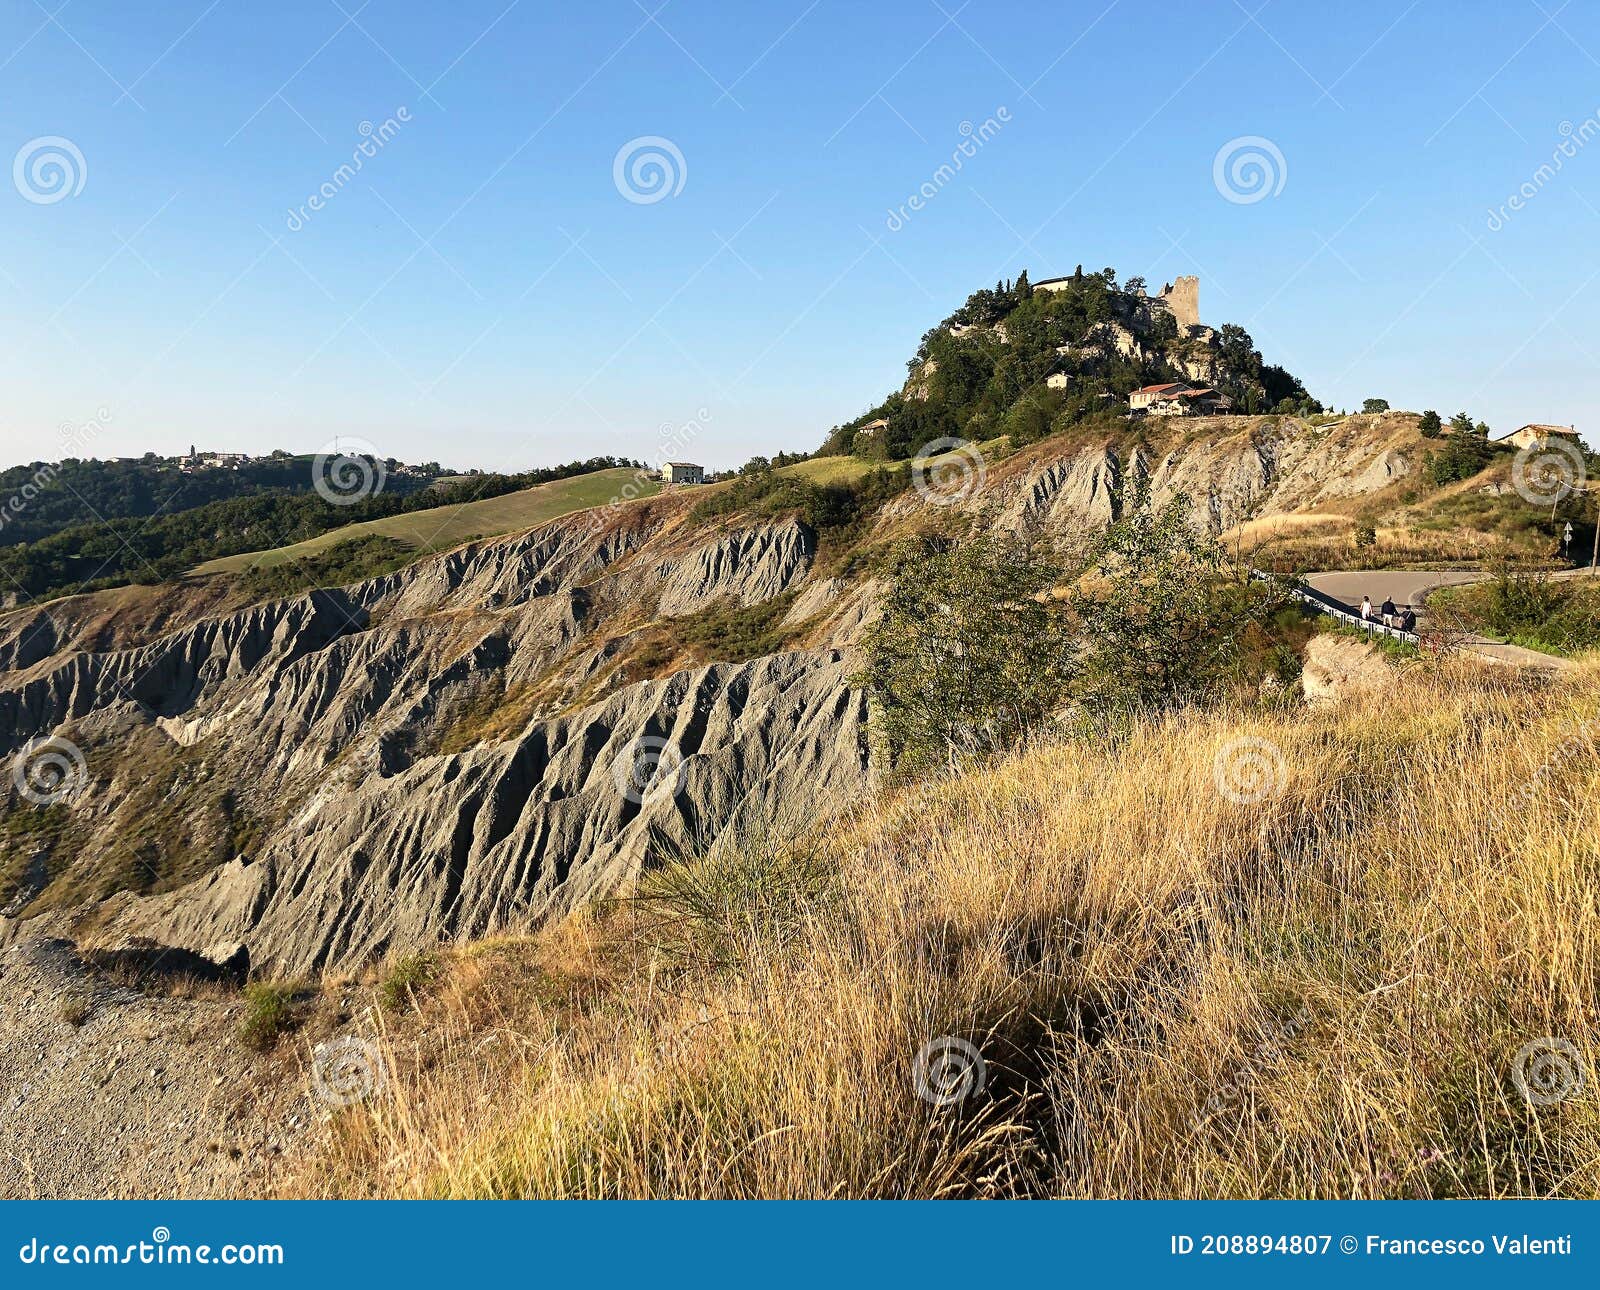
[1128,382,1233,417]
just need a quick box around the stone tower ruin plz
[1157,275,1200,329]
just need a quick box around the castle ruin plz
[1153,275,1199,329]
[1033,272,1200,329]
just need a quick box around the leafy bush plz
[239,535,418,598]
[858,529,1071,774]
[239,982,298,1051]
[860,495,1297,774]
[1443,566,1600,655]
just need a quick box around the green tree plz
[1419,410,1442,438]
[858,531,1070,774]
[1362,398,1390,413]
[1065,494,1289,709]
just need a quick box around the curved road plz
[1302,568,1593,670]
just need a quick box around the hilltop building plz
[662,462,706,485]
[1033,273,1201,329]
[1492,423,1581,451]
[1129,381,1232,417]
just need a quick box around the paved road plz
[1302,568,1590,671]
[1304,569,1484,613]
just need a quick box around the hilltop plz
[817,267,1317,461]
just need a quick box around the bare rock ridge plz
[0,495,856,973]
[94,650,866,973]
[0,417,1419,977]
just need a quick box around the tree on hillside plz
[860,494,1296,774]
[1363,398,1390,413]
[1419,410,1442,438]
[858,530,1070,774]
[1449,411,1477,437]
[1065,493,1290,709]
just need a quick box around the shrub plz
[379,952,440,1012]
[858,529,1071,773]
[239,982,298,1050]
[58,993,91,1027]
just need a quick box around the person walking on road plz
[1360,595,1373,622]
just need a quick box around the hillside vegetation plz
[195,466,657,575]
[0,453,446,549]
[0,457,639,601]
[817,267,1317,462]
[272,657,1600,1199]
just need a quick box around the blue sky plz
[1,0,1597,472]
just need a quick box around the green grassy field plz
[774,456,879,485]
[195,468,660,575]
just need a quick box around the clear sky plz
[1,0,1596,472]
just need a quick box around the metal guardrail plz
[1250,571,1421,645]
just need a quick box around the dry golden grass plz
[270,657,1600,1199]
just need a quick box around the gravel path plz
[0,938,310,1199]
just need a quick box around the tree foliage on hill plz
[689,462,908,535]
[0,456,638,603]
[0,454,444,549]
[817,267,1318,462]
[860,495,1297,774]
[1426,413,1494,485]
